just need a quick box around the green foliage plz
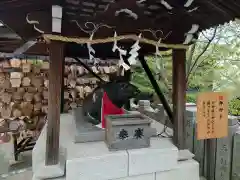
[131,63,156,93]
[229,98,240,116]
[131,21,240,116]
[186,44,219,90]
[30,59,43,66]
[209,22,240,100]
[186,94,197,103]
[131,55,170,94]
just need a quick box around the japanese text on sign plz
[197,92,228,140]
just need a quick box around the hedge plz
[186,93,240,116]
[229,98,240,116]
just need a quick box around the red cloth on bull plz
[101,92,124,128]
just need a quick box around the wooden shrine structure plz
[0,0,240,167]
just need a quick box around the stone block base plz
[36,159,199,180]
[32,119,66,180]
[116,174,155,180]
[156,159,199,180]
[32,113,200,180]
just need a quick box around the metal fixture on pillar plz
[52,5,62,33]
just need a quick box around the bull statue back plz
[82,80,140,126]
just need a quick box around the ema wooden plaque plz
[22,63,31,73]
[77,66,84,75]
[197,92,228,140]
[41,62,49,70]
[10,58,21,68]
[22,77,31,86]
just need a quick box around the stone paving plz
[0,141,32,180]
[2,170,32,180]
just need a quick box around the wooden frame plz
[0,0,238,167]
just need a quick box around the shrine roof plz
[0,0,240,55]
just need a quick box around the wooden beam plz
[93,0,155,29]
[0,0,55,14]
[13,40,37,55]
[0,9,51,41]
[45,41,64,165]
[172,49,186,150]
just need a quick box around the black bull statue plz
[82,81,140,125]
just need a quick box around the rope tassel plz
[87,33,95,62]
[128,33,141,65]
[112,32,130,70]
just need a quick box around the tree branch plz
[186,43,196,74]
[186,27,218,82]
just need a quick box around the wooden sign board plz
[197,92,228,140]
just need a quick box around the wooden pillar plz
[60,53,65,113]
[172,49,186,150]
[45,41,64,165]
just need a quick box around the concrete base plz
[156,159,199,180]
[73,108,105,143]
[0,139,15,175]
[32,159,199,180]
[178,149,195,161]
[32,113,200,180]
[33,149,65,179]
[32,121,66,180]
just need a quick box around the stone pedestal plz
[73,108,105,143]
[32,113,200,180]
[32,120,66,180]
[0,139,15,175]
[156,159,199,180]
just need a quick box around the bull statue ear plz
[135,88,141,95]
